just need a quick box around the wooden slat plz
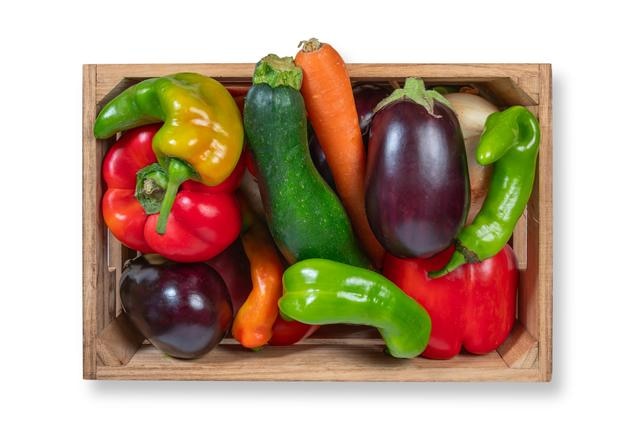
[304,324,383,345]
[95,63,541,103]
[536,64,553,381]
[518,65,552,381]
[497,321,538,368]
[513,208,528,270]
[480,77,537,106]
[84,64,122,378]
[108,235,136,317]
[96,344,541,382]
[96,313,145,366]
[83,64,98,379]
[518,72,540,343]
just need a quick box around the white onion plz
[445,92,499,138]
[445,92,499,224]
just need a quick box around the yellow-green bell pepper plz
[93,72,244,233]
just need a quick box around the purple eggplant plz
[120,255,233,359]
[353,83,392,141]
[365,78,469,258]
[308,125,336,191]
[206,238,252,314]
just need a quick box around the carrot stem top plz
[298,38,322,52]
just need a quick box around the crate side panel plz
[95,63,541,103]
[518,65,552,381]
[83,65,106,379]
[96,64,256,103]
[537,64,553,381]
[97,344,542,382]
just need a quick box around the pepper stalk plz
[134,159,197,234]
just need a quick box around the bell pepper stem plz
[428,250,467,279]
[155,159,196,235]
[135,164,169,215]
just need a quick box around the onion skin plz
[445,93,498,223]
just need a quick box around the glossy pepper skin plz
[384,244,517,359]
[279,259,431,358]
[231,194,285,349]
[94,73,244,234]
[102,125,243,262]
[231,193,318,347]
[431,106,540,277]
[268,316,318,346]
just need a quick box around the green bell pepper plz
[431,105,540,278]
[279,259,432,358]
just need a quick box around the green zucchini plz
[243,54,369,268]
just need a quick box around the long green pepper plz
[279,259,432,358]
[431,106,540,277]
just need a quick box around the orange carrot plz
[295,38,384,268]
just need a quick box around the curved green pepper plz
[279,259,432,358]
[431,106,540,277]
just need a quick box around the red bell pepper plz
[102,124,244,262]
[383,245,518,359]
[269,317,318,346]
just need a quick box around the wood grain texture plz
[83,64,98,379]
[518,69,541,351]
[84,63,552,382]
[497,321,538,368]
[94,63,540,103]
[537,64,553,381]
[517,65,552,381]
[96,344,540,382]
[96,312,145,366]
[513,209,528,270]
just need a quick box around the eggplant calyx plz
[373,77,452,117]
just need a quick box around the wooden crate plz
[83,63,552,381]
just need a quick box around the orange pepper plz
[232,197,284,349]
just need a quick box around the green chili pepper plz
[430,106,540,278]
[279,259,432,358]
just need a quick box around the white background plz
[1,0,624,442]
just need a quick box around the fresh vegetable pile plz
[94,39,540,361]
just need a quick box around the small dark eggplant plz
[120,255,233,359]
[365,78,469,258]
[352,83,393,141]
[308,125,337,191]
[206,238,252,314]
